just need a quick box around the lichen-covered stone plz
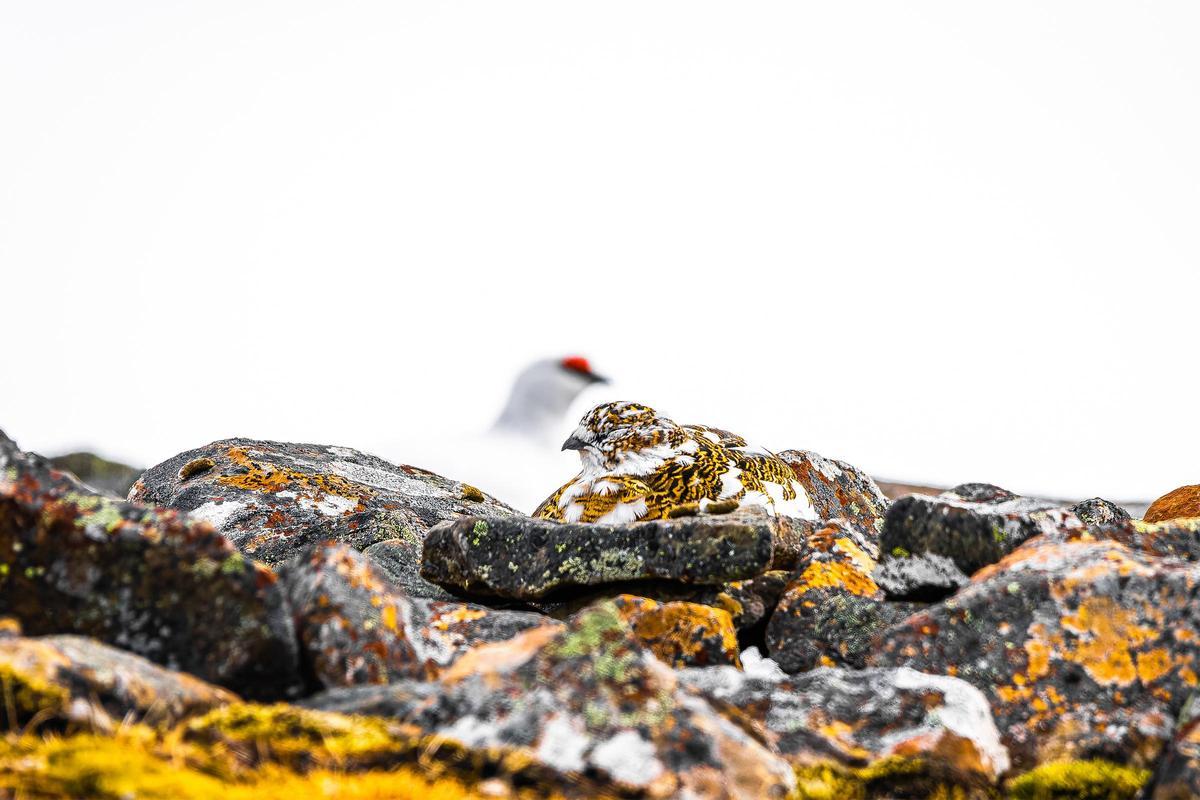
[48,451,142,499]
[679,664,1010,787]
[363,537,457,600]
[0,634,236,730]
[880,483,1084,576]
[868,538,1200,771]
[766,519,914,673]
[1145,485,1200,524]
[1072,497,1132,527]
[130,438,517,583]
[1006,759,1150,799]
[303,600,796,798]
[0,429,301,699]
[282,543,553,690]
[1064,517,1200,563]
[421,510,779,600]
[873,551,971,602]
[612,595,740,668]
[776,449,890,532]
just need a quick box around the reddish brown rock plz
[0,429,301,699]
[1145,485,1200,524]
[777,450,890,532]
[612,595,740,668]
[281,543,553,690]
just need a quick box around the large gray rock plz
[679,661,1010,788]
[420,509,780,600]
[129,438,517,587]
[880,483,1084,575]
[302,600,796,799]
[777,449,890,532]
[0,429,302,700]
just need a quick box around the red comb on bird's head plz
[559,356,607,384]
[561,356,592,374]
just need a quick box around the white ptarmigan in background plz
[383,356,609,513]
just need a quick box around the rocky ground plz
[3,431,1200,798]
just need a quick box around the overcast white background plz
[2,2,1197,501]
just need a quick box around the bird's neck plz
[492,391,569,441]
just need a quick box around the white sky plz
[2,2,1197,501]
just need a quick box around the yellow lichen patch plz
[1058,597,1157,687]
[1005,759,1150,800]
[460,484,486,502]
[179,457,217,481]
[0,657,70,728]
[795,562,879,598]
[833,537,876,575]
[618,599,740,668]
[217,447,368,504]
[429,606,488,631]
[791,757,938,800]
[1135,648,1172,684]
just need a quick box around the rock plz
[0,634,236,730]
[362,537,457,600]
[421,509,779,600]
[679,664,1010,791]
[129,438,517,578]
[281,543,553,690]
[303,600,796,799]
[868,538,1200,771]
[880,483,1084,576]
[0,429,302,699]
[766,519,916,673]
[777,449,890,531]
[1145,485,1200,524]
[47,452,142,499]
[873,551,971,602]
[1071,497,1132,527]
[1068,517,1200,563]
[1143,698,1200,799]
[612,595,741,668]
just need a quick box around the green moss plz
[791,757,946,800]
[549,602,626,660]
[1006,759,1151,800]
[220,552,246,576]
[471,520,488,546]
[891,547,910,558]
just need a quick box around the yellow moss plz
[183,703,413,769]
[0,730,541,800]
[791,757,935,800]
[0,662,68,728]
[179,457,217,481]
[460,484,486,502]
[1005,759,1150,799]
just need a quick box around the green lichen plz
[551,603,626,660]
[891,547,911,558]
[1005,759,1150,800]
[471,520,488,546]
[220,553,246,576]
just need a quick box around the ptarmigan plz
[383,356,609,513]
[533,401,817,523]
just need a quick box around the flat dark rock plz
[420,509,778,600]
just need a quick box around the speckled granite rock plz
[873,551,971,602]
[362,537,457,600]
[0,429,301,699]
[880,483,1085,576]
[777,450,890,532]
[421,509,779,600]
[612,594,741,668]
[1145,485,1200,524]
[303,600,796,799]
[868,538,1200,771]
[679,663,1010,789]
[766,519,915,673]
[129,438,517,580]
[0,633,236,730]
[281,543,554,690]
[1065,517,1200,563]
[1071,497,1132,527]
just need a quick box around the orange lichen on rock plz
[795,561,880,598]
[612,596,740,668]
[1144,484,1200,524]
[218,447,368,503]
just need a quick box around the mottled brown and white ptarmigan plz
[534,401,816,524]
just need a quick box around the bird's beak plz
[586,372,609,384]
[561,434,588,452]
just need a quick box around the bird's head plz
[493,355,608,440]
[561,401,684,471]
